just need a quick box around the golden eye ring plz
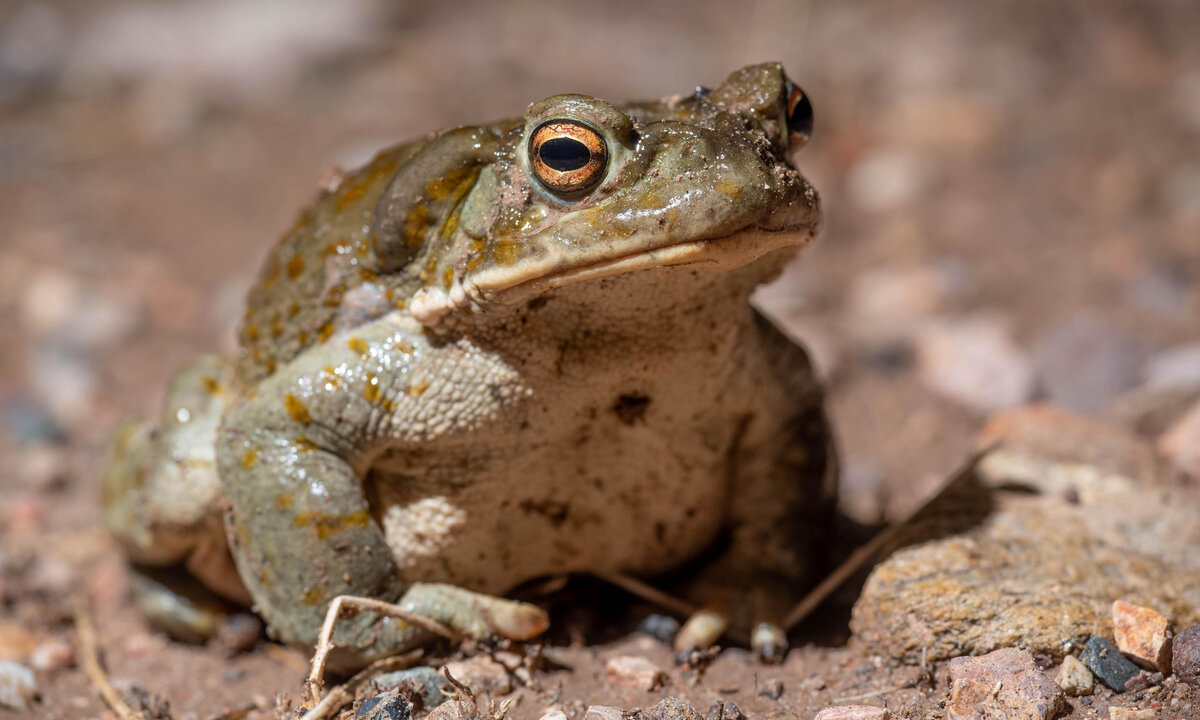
[529,119,608,197]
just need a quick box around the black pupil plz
[789,91,814,138]
[539,137,591,172]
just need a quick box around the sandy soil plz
[1,1,1198,718]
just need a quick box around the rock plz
[1056,655,1094,697]
[704,700,745,720]
[604,655,665,691]
[851,410,1200,663]
[846,151,925,213]
[356,689,413,720]
[1122,671,1160,693]
[813,705,889,720]
[442,656,511,695]
[975,404,1168,497]
[426,699,475,720]
[916,316,1034,413]
[1109,708,1156,720]
[1112,600,1173,673]
[374,666,447,712]
[0,661,37,710]
[586,706,625,720]
[1081,637,1140,692]
[643,698,701,720]
[1173,625,1200,685]
[639,614,680,645]
[1144,343,1200,392]
[216,613,262,654]
[538,711,568,720]
[0,623,42,662]
[757,678,784,700]
[29,639,74,671]
[1159,398,1200,481]
[946,648,1064,720]
[1030,314,1143,414]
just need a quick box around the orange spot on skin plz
[202,376,221,394]
[442,266,454,290]
[270,316,283,339]
[409,378,430,396]
[303,587,325,605]
[393,338,414,354]
[347,337,370,358]
[363,374,397,411]
[292,510,371,540]
[335,182,369,212]
[246,325,260,342]
[295,436,317,452]
[492,238,521,265]
[324,285,345,307]
[285,393,313,425]
[321,366,341,389]
[275,493,294,510]
[318,322,335,342]
[298,330,310,345]
[286,254,305,280]
[288,301,300,318]
[241,448,259,469]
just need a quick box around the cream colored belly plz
[368,412,732,594]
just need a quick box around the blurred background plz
[1,0,1199,598]
[0,0,1198,715]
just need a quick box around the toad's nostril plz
[785,81,814,150]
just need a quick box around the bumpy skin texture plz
[103,62,834,670]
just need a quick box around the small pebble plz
[1173,625,1200,686]
[216,612,263,654]
[1123,671,1157,693]
[374,666,446,712]
[1112,600,1173,673]
[1159,399,1200,481]
[1056,655,1094,697]
[644,697,702,720]
[605,655,666,691]
[1081,636,1140,692]
[947,648,1064,720]
[356,690,412,720]
[757,678,784,700]
[29,638,74,671]
[640,614,681,645]
[1109,708,1156,720]
[538,711,568,720]
[585,706,624,720]
[813,705,889,720]
[442,656,511,695]
[0,661,37,710]
[916,316,1034,413]
[704,700,745,720]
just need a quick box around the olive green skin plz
[103,63,832,671]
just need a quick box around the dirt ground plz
[1,1,1198,718]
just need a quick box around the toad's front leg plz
[216,316,546,673]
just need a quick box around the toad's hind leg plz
[676,310,838,661]
[101,354,250,606]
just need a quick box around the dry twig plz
[299,649,422,720]
[74,594,148,720]
[306,594,461,705]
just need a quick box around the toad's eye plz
[785,81,814,151]
[529,119,608,197]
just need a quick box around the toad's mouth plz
[409,227,813,327]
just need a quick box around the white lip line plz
[474,226,810,299]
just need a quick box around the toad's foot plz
[306,584,548,702]
[674,610,788,664]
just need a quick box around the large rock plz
[850,406,1200,663]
